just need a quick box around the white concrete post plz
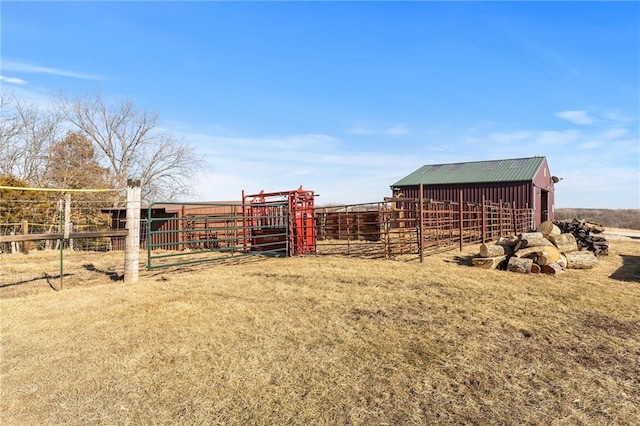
[124,179,141,283]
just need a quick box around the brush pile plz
[472,220,606,275]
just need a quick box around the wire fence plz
[0,198,125,253]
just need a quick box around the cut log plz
[584,221,605,233]
[557,254,567,270]
[537,245,561,266]
[518,232,544,241]
[515,245,561,265]
[507,257,533,274]
[549,233,578,253]
[472,256,507,270]
[496,236,519,248]
[480,243,513,258]
[531,263,541,274]
[541,263,564,275]
[517,236,553,249]
[565,251,598,269]
[514,246,544,259]
[537,221,561,237]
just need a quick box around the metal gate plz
[146,201,289,270]
[243,186,316,255]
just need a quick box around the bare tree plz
[0,92,60,185]
[58,94,201,201]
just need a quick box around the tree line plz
[1,91,201,202]
[555,208,640,230]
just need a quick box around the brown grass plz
[1,241,639,425]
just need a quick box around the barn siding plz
[394,182,533,209]
[392,158,556,230]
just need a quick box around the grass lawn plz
[1,240,639,425]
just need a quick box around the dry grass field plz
[1,239,639,425]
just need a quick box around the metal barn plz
[390,156,557,229]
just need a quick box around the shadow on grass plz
[82,264,123,281]
[609,254,640,282]
[147,254,274,278]
[0,273,74,292]
[450,255,475,266]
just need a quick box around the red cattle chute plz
[242,186,316,256]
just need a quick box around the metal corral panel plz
[105,202,244,250]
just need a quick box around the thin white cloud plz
[599,127,628,140]
[488,131,534,143]
[346,125,374,135]
[577,141,602,150]
[173,129,420,204]
[0,75,27,85]
[536,130,580,145]
[464,117,639,208]
[554,110,595,125]
[2,59,104,80]
[384,124,408,136]
[347,123,408,137]
[179,113,639,207]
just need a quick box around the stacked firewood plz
[472,220,599,275]
[553,219,609,256]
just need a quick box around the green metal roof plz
[391,156,546,187]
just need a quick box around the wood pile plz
[472,220,599,275]
[553,219,609,256]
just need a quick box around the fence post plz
[21,219,29,254]
[419,183,424,263]
[125,178,141,284]
[459,190,463,251]
[481,195,486,243]
[499,199,503,238]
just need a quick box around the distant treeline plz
[555,209,640,230]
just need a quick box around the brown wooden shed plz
[390,156,558,229]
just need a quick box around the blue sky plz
[1,1,638,208]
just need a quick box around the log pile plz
[553,219,609,256]
[472,220,598,275]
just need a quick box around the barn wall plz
[531,159,555,225]
[394,182,533,209]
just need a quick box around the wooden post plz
[459,190,463,251]
[10,231,17,254]
[512,201,517,235]
[419,183,424,263]
[21,219,29,254]
[125,179,141,284]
